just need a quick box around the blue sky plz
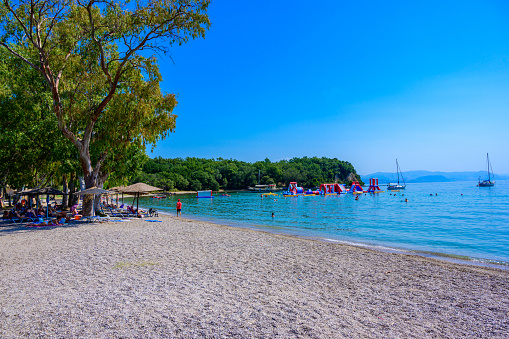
[149,0,509,175]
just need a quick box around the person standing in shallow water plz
[176,199,182,217]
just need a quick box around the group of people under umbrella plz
[12,183,162,221]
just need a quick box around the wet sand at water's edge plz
[1,215,508,338]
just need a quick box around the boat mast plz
[487,153,491,182]
[396,159,400,184]
[487,153,495,182]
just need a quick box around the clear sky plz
[149,0,509,175]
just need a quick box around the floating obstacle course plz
[348,181,365,194]
[283,182,304,197]
[319,183,346,195]
[367,178,384,193]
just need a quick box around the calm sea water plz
[137,181,509,267]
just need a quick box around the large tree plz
[0,0,210,214]
[0,49,77,190]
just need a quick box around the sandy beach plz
[0,215,508,338]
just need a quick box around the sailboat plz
[387,159,406,190]
[478,153,495,187]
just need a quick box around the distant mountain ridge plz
[360,171,509,184]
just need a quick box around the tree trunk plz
[67,175,74,208]
[61,174,68,209]
[93,172,109,215]
[76,142,96,216]
[67,174,79,208]
[0,187,4,209]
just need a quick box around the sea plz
[137,181,509,268]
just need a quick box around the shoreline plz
[1,214,508,337]
[145,208,509,271]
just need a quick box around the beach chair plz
[108,207,129,218]
[23,212,38,223]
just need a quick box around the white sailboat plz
[478,153,495,187]
[387,159,406,190]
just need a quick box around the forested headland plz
[130,157,363,192]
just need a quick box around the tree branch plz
[0,42,42,71]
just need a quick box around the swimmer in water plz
[271,212,275,218]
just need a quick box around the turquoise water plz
[137,181,509,266]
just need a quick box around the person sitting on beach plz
[2,211,9,219]
[70,205,79,215]
[70,205,82,219]
[36,206,45,216]
[24,208,37,219]
[46,205,56,217]
[25,207,36,215]
[11,209,24,219]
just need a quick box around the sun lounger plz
[108,208,131,218]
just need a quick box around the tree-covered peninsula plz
[131,157,362,191]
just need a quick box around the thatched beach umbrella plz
[20,187,66,219]
[109,186,126,206]
[75,187,115,216]
[116,183,162,212]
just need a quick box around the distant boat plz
[247,184,282,192]
[387,159,406,190]
[478,153,495,187]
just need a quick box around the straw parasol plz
[116,183,162,212]
[108,186,126,206]
[74,187,114,195]
[17,187,66,219]
[75,187,115,216]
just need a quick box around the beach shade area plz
[17,187,66,219]
[108,186,126,206]
[115,183,163,212]
[74,187,115,216]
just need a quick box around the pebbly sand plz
[0,215,508,338]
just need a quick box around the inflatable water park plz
[282,179,384,197]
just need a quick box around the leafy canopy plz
[0,0,210,198]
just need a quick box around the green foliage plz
[0,50,80,189]
[0,0,210,215]
[131,156,363,191]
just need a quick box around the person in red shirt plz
[176,199,182,217]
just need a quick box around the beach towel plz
[145,220,162,222]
